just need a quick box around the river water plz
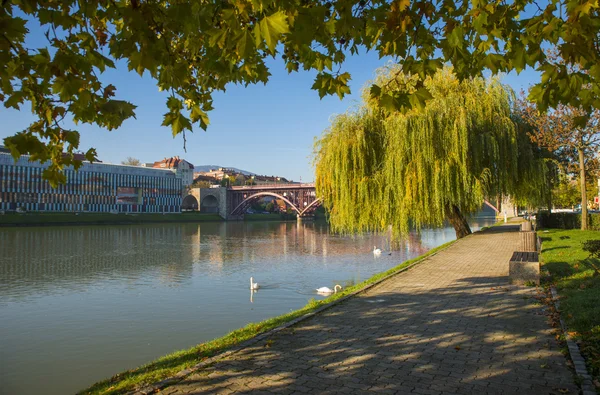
[0,217,496,394]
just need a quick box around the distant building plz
[152,156,194,187]
[252,175,290,185]
[0,152,182,213]
[194,168,292,186]
[192,174,219,185]
[196,168,240,181]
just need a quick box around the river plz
[0,217,496,394]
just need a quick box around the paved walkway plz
[159,225,578,395]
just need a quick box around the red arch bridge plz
[227,187,500,218]
[185,184,322,219]
[229,184,321,218]
[184,184,505,220]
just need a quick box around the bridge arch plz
[299,198,322,217]
[230,192,302,216]
[182,195,199,211]
[200,195,219,213]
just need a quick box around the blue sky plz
[2,47,540,182]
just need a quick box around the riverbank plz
[80,240,456,395]
[0,212,223,227]
[539,229,600,388]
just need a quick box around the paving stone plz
[156,224,579,395]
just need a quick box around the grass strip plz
[0,212,223,226]
[80,239,456,395]
[539,229,600,389]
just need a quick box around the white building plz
[152,156,194,187]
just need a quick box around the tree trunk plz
[579,148,588,230]
[446,204,472,239]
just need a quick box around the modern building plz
[0,152,182,213]
[151,156,194,187]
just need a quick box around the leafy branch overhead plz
[1,0,599,184]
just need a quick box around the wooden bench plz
[509,251,540,285]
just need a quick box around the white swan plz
[316,284,342,294]
[250,277,259,290]
[373,246,382,255]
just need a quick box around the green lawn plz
[0,212,223,226]
[539,229,600,384]
[79,240,455,395]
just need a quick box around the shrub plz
[537,211,600,230]
[581,240,600,276]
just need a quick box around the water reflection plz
[0,217,495,395]
[0,221,435,302]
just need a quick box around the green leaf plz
[311,73,332,99]
[4,91,24,109]
[511,43,527,74]
[448,25,465,49]
[163,112,192,136]
[209,29,227,48]
[370,84,382,99]
[190,106,210,130]
[379,93,398,113]
[42,167,66,188]
[236,30,253,58]
[408,87,434,110]
[472,11,489,33]
[481,54,506,74]
[31,48,51,65]
[258,11,289,52]
[99,100,137,130]
[167,96,183,111]
[85,148,98,163]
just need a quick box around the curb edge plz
[550,286,596,395]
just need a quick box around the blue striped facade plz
[0,153,182,213]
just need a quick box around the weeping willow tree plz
[314,67,551,238]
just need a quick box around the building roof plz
[152,156,194,170]
[0,146,97,162]
[0,152,177,177]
